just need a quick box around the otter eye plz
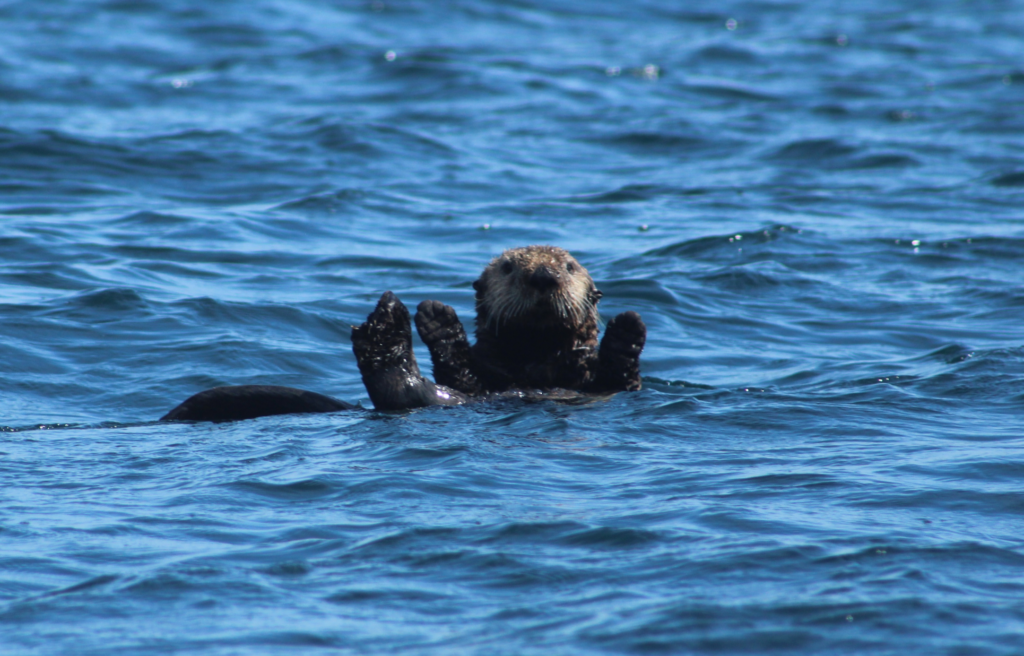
[501,260,514,274]
[566,262,576,274]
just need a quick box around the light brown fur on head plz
[472,245,602,337]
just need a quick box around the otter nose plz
[528,266,559,292]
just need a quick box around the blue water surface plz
[2,1,1024,654]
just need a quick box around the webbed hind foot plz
[352,292,466,410]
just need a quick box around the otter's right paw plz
[415,300,482,395]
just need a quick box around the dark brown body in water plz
[414,245,645,397]
[161,245,645,419]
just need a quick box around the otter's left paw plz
[415,300,464,347]
[604,311,646,357]
[597,311,646,392]
[415,300,482,395]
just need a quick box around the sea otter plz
[421,245,644,394]
[352,245,646,410]
[161,246,645,420]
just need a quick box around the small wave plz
[558,525,665,549]
[273,188,371,213]
[916,344,976,365]
[846,153,922,169]
[228,478,338,501]
[768,138,859,163]
[565,183,709,204]
[37,573,120,600]
[914,347,1024,401]
[372,49,508,102]
[590,131,711,155]
[110,210,194,227]
[136,129,239,145]
[688,44,759,65]
[295,44,363,65]
[685,78,778,101]
[692,260,817,293]
[314,253,437,273]
[867,236,1024,267]
[0,129,135,181]
[325,587,449,605]
[62,288,149,312]
[645,225,804,260]
[597,278,678,306]
[735,472,841,490]
[990,171,1024,187]
[288,121,380,155]
[110,244,309,268]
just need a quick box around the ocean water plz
[2,0,1024,653]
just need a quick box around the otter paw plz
[414,300,464,346]
[603,311,646,357]
[415,299,481,394]
[596,311,646,392]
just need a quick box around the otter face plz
[473,245,602,332]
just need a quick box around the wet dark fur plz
[161,385,355,422]
[415,245,646,398]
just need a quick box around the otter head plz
[472,245,602,338]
